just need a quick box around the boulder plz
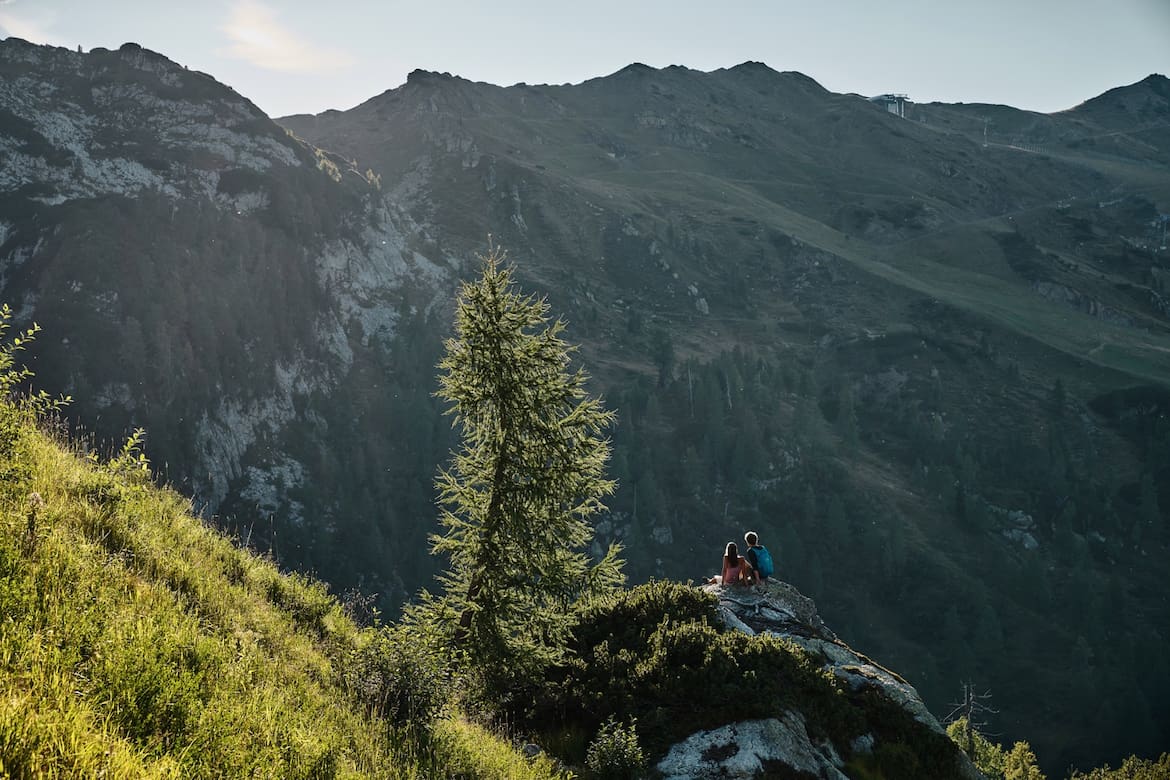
[657,713,849,780]
[704,581,944,734]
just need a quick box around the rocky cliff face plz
[1,41,293,204]
[0,38,453,601]
[656,582,980,780]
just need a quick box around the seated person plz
[707,541,754,586]
[744,530,771,586]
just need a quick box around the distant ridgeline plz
[2,36,1170,773]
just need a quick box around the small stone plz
[850,734,875,755]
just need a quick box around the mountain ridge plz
[289,61,1165,120]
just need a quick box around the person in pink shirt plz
[707,541,754,586]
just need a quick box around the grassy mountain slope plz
[0,403,565,779]
[282,67,1170,387]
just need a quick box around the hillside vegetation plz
[1,289,1167,777]
[0,327,566,778]
[0,355,970,780]
[0,288,976,779]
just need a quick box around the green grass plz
[431,720,573,780]
[0,411,566,779]
[555,157,1170,389]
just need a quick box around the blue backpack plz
[751,545,774,578]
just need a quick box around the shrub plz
[1002,741,1045,780]
[946,718,1046,779]
[1070,753,1170,779]
[531,581,856,761]
[572,579,719,652]
[0,306,69,498]
[585,717,646,779]
[344,623,453,748]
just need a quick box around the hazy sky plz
[1,0,1167,118]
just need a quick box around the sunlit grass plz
[0,416,567,779]
[432,718,574,780]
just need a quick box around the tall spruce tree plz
[431,245,624,690]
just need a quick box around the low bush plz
[571,579,720,651]
[344,623,454,749]
[585,717,645,779]
[1070,752,1170,779]
[530,581,859,762]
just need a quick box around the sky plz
[1,0,1168,119]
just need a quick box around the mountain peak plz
[406,68,457,84]
[717,61,827,94]
[1136,72,1170,97]
[612,62,655,78]
[1104,72,1170,98]
[1069,72,1170,122]
[729,60,776,73]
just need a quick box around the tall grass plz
[0,401,567,778]
[430,719,573,780]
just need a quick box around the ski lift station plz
[869,93,908,118]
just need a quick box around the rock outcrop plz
[0,38,452,604]
[654,581,982,780]
[658,713,849,780]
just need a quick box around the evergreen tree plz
[1139,474,1161,531]
[430,245,624,692]
[649,328,675,387]
[1047,378,1066,419]
[835,380,859,446]
[942,606,976,677]
[1002,741,1046,780]
[974,601,1005,658]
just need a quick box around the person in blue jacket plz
[743,530,774,587]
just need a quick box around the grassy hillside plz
[0,400,565,778]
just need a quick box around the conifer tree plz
[431,245,624,690]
